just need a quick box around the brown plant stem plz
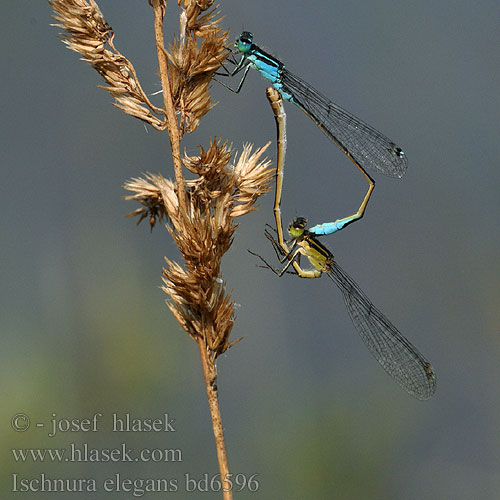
[152,0,187,214]
[152,2,231,495]
[197,338,232,500]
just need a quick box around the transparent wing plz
[281,69,408,178]
[326,262,436,400]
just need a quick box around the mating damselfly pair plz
[219,31,436,400]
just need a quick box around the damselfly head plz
[288,217,307,238]
[235,32,253,53]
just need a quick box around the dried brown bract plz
[123,174,170,230]
[167,7,229,134]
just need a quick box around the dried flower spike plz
[51,2,275,498]
[50,0,167,128]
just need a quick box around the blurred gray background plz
[2,1,500,498]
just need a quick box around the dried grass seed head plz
[50,0,167,129]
